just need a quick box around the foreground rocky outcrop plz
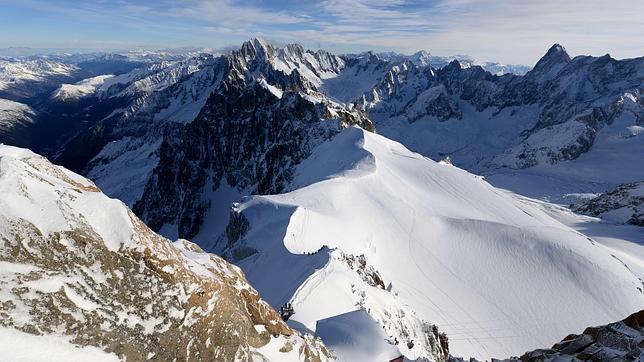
[450,310,644,361]
[516,310,644,361]
[0,145,330,361]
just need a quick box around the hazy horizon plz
[1,0,643,65]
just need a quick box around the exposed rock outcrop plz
[574,181,644,226]
[0,145,330,361]
[517,310,644,361]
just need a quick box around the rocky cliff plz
[0,144,330,361]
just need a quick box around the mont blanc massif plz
[0,38,643,361]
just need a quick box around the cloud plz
[265,0,644,64]
[2,0,644,64]
[165,0,309,27]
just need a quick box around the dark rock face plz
[56,54,226,172]
[226,210,251,247]
[340,252,386,290]
[574,181,644,226]
[0,147,331,362]
[133,41,371,240]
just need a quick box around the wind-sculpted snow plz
[1,37,643,361]
[224,126,644,360]
[450,310,644,361]
[0,144,332,361]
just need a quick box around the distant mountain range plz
[0,38,642,360]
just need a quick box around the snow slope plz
[0,99,35,139]
[227,126,644,360]
[503,192,644,280]
[315,309,401,361]
[0,58,76,91]
[0,144,331,361]
[0,327,120,362]
[51,75,114,101]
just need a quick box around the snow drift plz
[225,126,644,360]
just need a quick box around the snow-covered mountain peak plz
[548,43,568,55]
[230,37,346,89]
[224,125,644,360]
[240,37,276,61]
[443,58,467,72]
[409,50,432,66]
[527,43,572,81]
[414,50,432,57]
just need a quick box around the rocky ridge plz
[351,44,644,170]
[0,144,330,361]
[574,181,644,226]
[132,38,371,241]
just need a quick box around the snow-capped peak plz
[239,37,276,61]
[527,43,572,81]
[541,43,571,64]
[409,50,432,66]
[224,126,644,360]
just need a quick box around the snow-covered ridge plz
[51,74,114,101]
[127,38,373,243]
[0,99,35,125]
[225,126,644,360]
[372,50,531,75]
[0,144,331,361]
[0,58,76,91]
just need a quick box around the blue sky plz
[1,0,643,64]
